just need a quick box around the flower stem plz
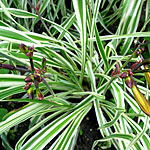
[27,0,53,37]
[29,58,35,73]
[103,73,121,95]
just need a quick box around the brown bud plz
[144,65,150,87]
[36,88,44,100]
[112,62,120,76]
[120,72,128,78]
[27,86,34,99]
[125,76,133,88]
[19,44,28,53]
[36,0,40,12]
[24,82,32,90]
[25,75,33,82]
[26,52,33,58]
[131,60,142,70]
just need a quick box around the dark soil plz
[75,108,101,150]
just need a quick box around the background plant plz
[0,0,150,149]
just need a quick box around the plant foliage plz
[0,0,150,149]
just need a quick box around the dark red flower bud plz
[26,52,33,58]
[36,0,40,12]
[42,57,46,67]
[128,70,133,76]
[19,44,28,53]
[24,82,32,90]
[120,70,133,79]
[112,62,120,76]
[125,76,134,88]
[28,46,34,51]
[34,74,42,82]
[27,86,34,99]
[43,66,47,72]
[36,88,44,100]
[131,60,142,70]
[25,75,33,82]
[25,45,34,58]
[120,72,128,78]
[34,80,39,89]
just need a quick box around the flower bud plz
[26,52,33,58]
[24,82,32,90]
[36,0,40,12]
[25,46,34,58]
[43,66,47,72]
[27,86,34,99]
[25,75,33,82]
[144,65,150,87]
[120,70,133,79]
[19,44,28,53]
[112,62,120,76]
[34,80,39,89]
[125,76,133,88]
[131,77,150,116]
[34,74,42,82]
[131,59,142,70]
[42,57,46,67]
[28,46,34,51]
[120,72,128,78]
[124,76,150,116]
[36,88,44,100]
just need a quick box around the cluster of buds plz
[19,43,47,101]
[24,57,47,100]
[112,47,150,116]
[19,44,34,58]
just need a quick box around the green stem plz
[121,47,140,70]
[133,69,150,74]
[132,58,150,73]
[103,74,121,95]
